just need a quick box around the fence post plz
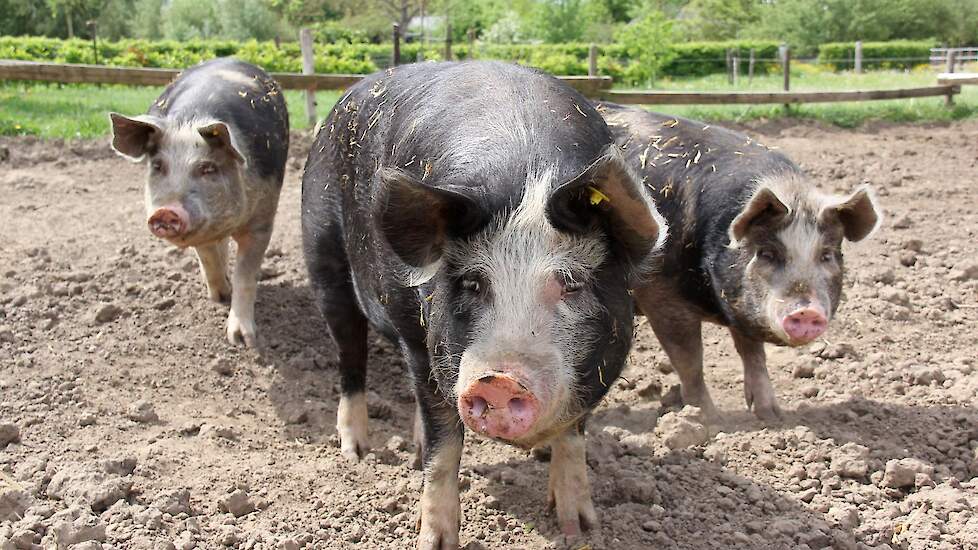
[732,55,739,86]
[946,49,956,73]
[588,44,598,77]
[726,49,733,84]
[748,48,755,84]
[392,23,401,67]
[467,28,475,59]
[855,41,863,73]
[782,45,791,109]
[299,28,317,129]
[444,22,452,61]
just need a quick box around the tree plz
[131,0,164,39]
[615,2,675,85]
[161,0,219,40]
[679,0,758,41]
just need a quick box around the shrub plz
[817,40,935,71]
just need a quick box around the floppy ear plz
[198,122,246,163]
[820,186,881,242]
[109,113,163,160]
[729,186,790,245]
[379,168,488,275]
[546,145,667,273]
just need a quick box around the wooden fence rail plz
[603,85,960,105]
[0,60,961,106]
[0,60,613,97]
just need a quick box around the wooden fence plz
[0,59,963,106]
[0,60,613,97]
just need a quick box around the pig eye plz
[820,249,836,263]
[150,159,165,173]
[563,280,585,296]
[757,248,778,262]
[459,278,482,294]
[198,161,218,176]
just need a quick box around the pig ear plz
[379,168,488,281]
[820,186,881,242]
[109,113,163,160]
[198,122,245,164]
[546,145,667,273]
[729,186,790,246]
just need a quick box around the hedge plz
[817,40,935,71]
[0,36,791,85]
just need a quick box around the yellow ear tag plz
[587,186,610,206]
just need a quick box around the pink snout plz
[147,205,189,239]
[782,307,828,344]
[458,373,541,441]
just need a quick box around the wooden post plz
[444,22,453,61]
[299,28,317,129]
[726,49,733,84]
[87,21,99,66]
[783,45,791,110]
[467,28,475,59]
[588,44,598,77]
[392,23,401,66]
[732,55,739,86]
[855,41,863,73]
[946,49,956,74]
[748,48,755,84]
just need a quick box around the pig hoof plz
[548,492,598,536]
[417,516,460,550]
[209,280,232,304]
[752,402,783,422]
[226,313,258,348]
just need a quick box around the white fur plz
[337,392,369,461]
[417,434,462,550]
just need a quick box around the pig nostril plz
[467,396,488,418]
[508,398,527,416]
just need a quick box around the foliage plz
[614,3,675,85]
[817,40,936,71]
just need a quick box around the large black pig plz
[601,103,880,421]
[109,58,289,347]
[302,63,666,547]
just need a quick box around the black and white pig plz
[600,103,880,421]
[302,62,666,547]
[109,58,289,347]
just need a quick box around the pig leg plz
[194,238,231,303]
[307,236,370,462]
[730,328,780,421]
[411,402,424,470]
[226,228,271,348]
[547,422,597,536]
[636,290,718,419]
[415,371,463,550]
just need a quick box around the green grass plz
[1,66,976,138]
[0,82,341,139]
[637,66,978,128]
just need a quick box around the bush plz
[817,40,935,71]
[660,40,782,78]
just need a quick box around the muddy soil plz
[1,119,977,550]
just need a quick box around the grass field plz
[1,65,976,139]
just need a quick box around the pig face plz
[109,113,249,247]
[723,173,880,346]
[381,148,666,448]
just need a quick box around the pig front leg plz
[227,227,271,348]
[636,289,718,420]
[729,328,780,421]
[547,422,597,536]
[415,387,463,550]
[194,238,231,303]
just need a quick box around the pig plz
[599,103,880,421]
[302,62,666,548]
[108,58,289,347]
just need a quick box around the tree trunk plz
[66,6,74,38]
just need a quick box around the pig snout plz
[782,307,828,344]
[147,205,190,239]
[458,373,541,440]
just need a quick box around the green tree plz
[217,0,284,41]
[615,2,675,85]
[161,0,220,40]
[679,0,758,41]
[131,0,164,39]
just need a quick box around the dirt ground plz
[1,118,977,550]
